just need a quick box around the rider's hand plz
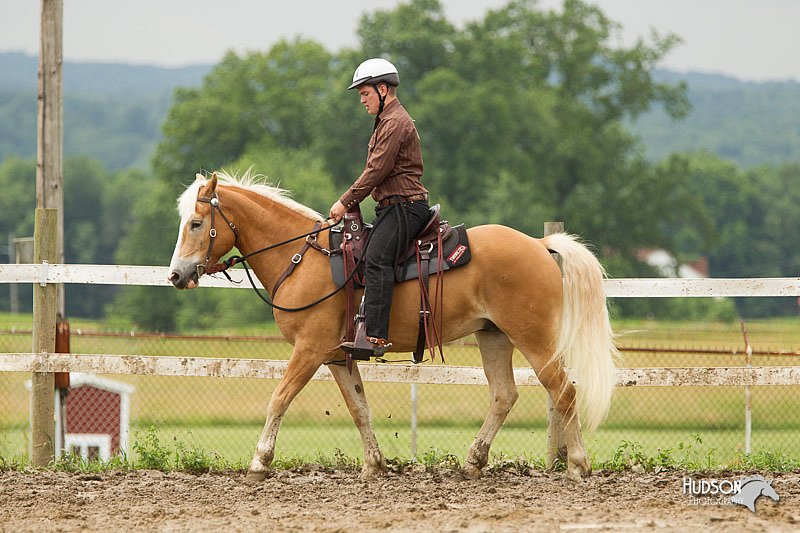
[328,200,347,224]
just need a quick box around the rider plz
[329,58,430,358]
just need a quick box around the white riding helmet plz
[348,58,400,90]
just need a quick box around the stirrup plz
[339,337,392,360]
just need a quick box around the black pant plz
[365,200,430,340]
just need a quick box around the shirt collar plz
[377,97,400,121]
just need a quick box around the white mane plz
[177,169,324,221]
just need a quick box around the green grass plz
[3,423,799,473]
[2,315,799,471]
[4,418,798,469]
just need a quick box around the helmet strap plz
[372,84,387,131]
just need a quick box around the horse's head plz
[168,172,238,289]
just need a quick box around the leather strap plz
[414,245,431,363]
[343,239,357,343]
[271,222,321,297]
[413,226,446,363]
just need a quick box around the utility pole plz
[31,0,64,467]
[36,0,65,315]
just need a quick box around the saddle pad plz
[329,224,471,287]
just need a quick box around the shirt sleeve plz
[339,118,404,209]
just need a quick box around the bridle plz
[191,191,368,313]
[196,193,239,279]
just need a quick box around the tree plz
[108,179,182,330]
[353,0,693,256]
[0,156,36,238]
[0,157,35,313]
[357,0,457,98]
[153,40,334,194]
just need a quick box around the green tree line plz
[1,0,798,328]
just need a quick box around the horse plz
[168,171,619,481]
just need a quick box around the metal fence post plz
[410,383,418,459]
[544,221,567,468]
[742,321,753,454]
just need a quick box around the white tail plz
[541,232,619,432]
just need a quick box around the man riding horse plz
[329,58,431,359]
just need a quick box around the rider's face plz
[358,85,387,115]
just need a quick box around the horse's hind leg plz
[463,329,519,479]
[327,362,387,478]
[518,344,591,480]
[246,346,323,482]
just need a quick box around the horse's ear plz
[198,172,219,198]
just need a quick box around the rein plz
[198,192,367,313]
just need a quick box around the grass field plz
[2,312,799,467]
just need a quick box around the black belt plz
[377,194,428,207]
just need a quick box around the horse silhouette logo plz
[730,476,780,512]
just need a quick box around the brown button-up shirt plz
[339,98,427,209]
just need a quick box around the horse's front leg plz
[327,362,387,479]
[246,347,323,482]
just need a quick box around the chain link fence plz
[2,318,800,467]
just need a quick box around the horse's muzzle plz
[168,269,199,290]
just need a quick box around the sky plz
[1,0,799,82]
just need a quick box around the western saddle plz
[339,204,450,368]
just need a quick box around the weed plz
[312,449,360,471]
[0,454,27,471]
[420,448,460,470]
[735,450,799,471]
[676,434,717,470]
[386,456,416,474]
[133,426,171,471]
[488,452,545,475]
[272,454,311,470]
[174,440,227,473]
[604,440,650,471]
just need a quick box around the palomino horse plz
[168,171,619,481]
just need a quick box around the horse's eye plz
[190,220,203,230]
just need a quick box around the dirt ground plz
[1,468,798,532]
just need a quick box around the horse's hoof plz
[245,470,269,484]
[360,465,386,480]
[463,464,483,480]
[566,463,591,481]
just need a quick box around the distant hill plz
[631,70,800,167]
[0,52,212,170]
[0,51,211,95]
[1,52,799,171]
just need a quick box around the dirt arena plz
[1,468,798,532]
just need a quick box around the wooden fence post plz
[37,0,65,316]
[544,221,567,469]
[30,209,58,466]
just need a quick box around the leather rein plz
[195,193,361,313]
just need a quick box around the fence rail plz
[2,263,800,389]
[2,263,800,297]
[2,353,800,387]
[3,262,800,464]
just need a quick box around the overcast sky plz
[1,0,798,82]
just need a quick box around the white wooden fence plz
[2,263,799,387]
[2,262,800,462]
[3,263,800,297]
